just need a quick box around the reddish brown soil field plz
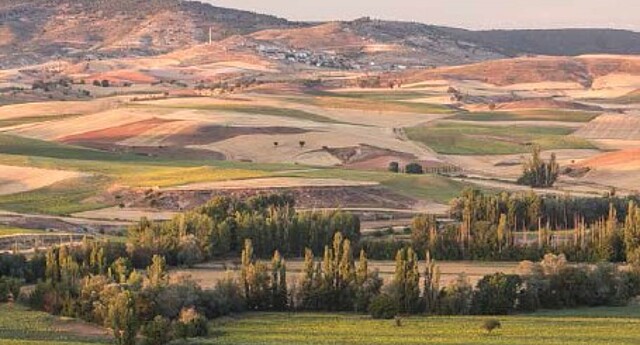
[577,148,640,170]
[59,118,175,144]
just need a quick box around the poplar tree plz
[423,251,440,314]
[146,255,167,288]
[393,247,421,314]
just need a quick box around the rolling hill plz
[4,0,640,69]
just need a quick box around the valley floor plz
[208,307,640,345]
[4,303,640,345]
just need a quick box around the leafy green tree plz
[142,316,172,345]
[472,273,522,315]
[270,250,288,310]
[108,290,139,345]
[369,294,398,319]
[391,247,421,314]
[423,251,440,314]
[517,146,559,188]
[146,255,167,288]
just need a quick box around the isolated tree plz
[388,161,400,173]
[299,141,306,149]
[517,146,559,188]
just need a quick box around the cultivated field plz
[172,260,520,288]
[208,307,640,345]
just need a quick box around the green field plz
[4,304,640,345]
[0,225,43,236]
[451,109,600,123]
[283,168,467,204]
[406,122,595,155]
[292,93,455,115]
[207,307,640,345]
[0,135,274,215]
[0,305,109,345]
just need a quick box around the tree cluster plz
[128,194,360,267]
[517,146,560,188]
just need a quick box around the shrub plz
[472,273,522,315]
[369,294,398,319]
[173,307,209,339]
[388,161,399,173]
[481,319,501,334]
[142,316,173,345]
[0,277,22,302]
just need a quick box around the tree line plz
[0,235,638,345]
[0,193,639,344]
[127,194,360,267]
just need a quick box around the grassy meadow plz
[0,305,109,345]
[0,134,276,214]
[0,225,43,236]
[406,122,594,155]
[207,307,640,345]
[3,304,640,345]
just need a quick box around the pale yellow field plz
[0,165,85,195]
[164,177,379,191]
[172,260,520,288]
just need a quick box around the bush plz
[388,162,399,173]
[472,273,522,315]
[142,316,173,345]
[173,307,209,339]
[0,277,22,302]
[369,294,398,319]
[481,319,501,334]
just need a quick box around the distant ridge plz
[2,0,640,68]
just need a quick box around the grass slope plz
[0,135,272,214]
[284,168,467,204]
[208,307,640,345]
[406,122,594,155]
